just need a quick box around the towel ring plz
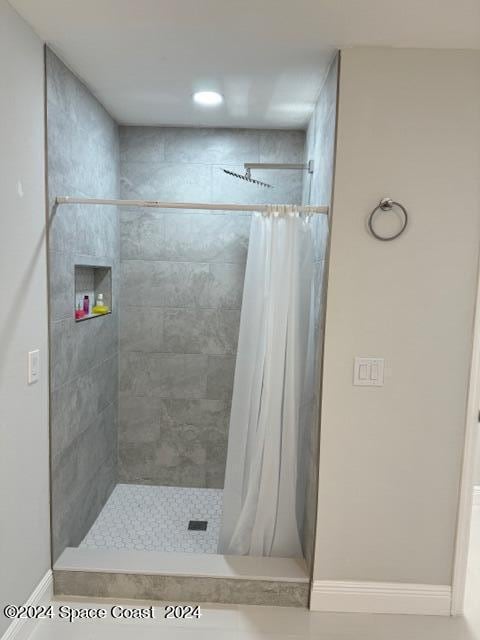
[368,198,408,241]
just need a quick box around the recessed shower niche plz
[74,265,112,321]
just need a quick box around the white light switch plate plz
[28,349,40,384]
[354,357,384,386]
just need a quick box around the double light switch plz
[353,357,384,386]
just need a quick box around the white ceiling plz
[9,0,480,129]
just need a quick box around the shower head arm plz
[244,161,314,174]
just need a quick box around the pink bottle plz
[83,295,90,315]
[75,302,85,320]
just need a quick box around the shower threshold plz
[53,483,310,606]
[53,548,309,607]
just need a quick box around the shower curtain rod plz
[54,196,328,214]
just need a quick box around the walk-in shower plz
[52,193,327,558]
[46,46,338,606]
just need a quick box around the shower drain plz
[188,520,208,531]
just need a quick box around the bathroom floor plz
[27,508,480,640]
[80,484,223,554]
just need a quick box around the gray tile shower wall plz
[299,55,339,571]
[118,126,305,488]
[46,49,120,561]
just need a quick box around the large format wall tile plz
[120,352,208,399]
[163,308,240,355]
[164,128,259,164]
[202,263,245,309]
[52,403,117,554]
[46,49,81,120]
[48,101,118,200]
[49,251,74,321]
[118,396,230,487]
[120,127,166,163]
[121,162,211,202]
[52,403,117,505]
[259,130,306,163]
[51,355,118,462]
[120,306,164,352]
[47,48,119,561]
[120,260,210,307]
[76,205,119,258]
[46,51,117,152]
[163,212,251,264]
[206,355,237,401]
[120,208,165,260]
[48,198,79,254]
[118,397,229,445]
[51,312,118,390]
[121,259,245,310]
[119,126,304,488]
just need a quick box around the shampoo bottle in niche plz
[83,295,90,315]
[92,293,109,315]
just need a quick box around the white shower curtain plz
[219,205,314,558]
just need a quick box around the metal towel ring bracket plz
[368,197,408,241]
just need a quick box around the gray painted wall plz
[475,429,480,486]
[118,127,305,489]
[0,3,50,634]
[47,49,120,561]
[314,48,480,585]
[299,56,339,571]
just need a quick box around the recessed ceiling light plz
[193,91,223,106]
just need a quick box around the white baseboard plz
[310,580,451,615]
[473,486,480,506]
[1,570,53,640]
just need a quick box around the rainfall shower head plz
[222,167,273,188]
[221,161,314,189]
